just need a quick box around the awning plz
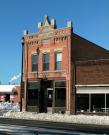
[0,85,16,93]
[76,86,109,94]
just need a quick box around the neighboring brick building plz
[21,16,109,114]
[0,84,20,103]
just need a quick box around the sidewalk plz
[2,111,109,126]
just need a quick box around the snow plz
[1,102,109,126]
[0,102,20,112]
[2,111,109,125]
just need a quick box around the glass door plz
[47,88,53,113]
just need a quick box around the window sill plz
[54,70,62,72]
[29,70,63,74]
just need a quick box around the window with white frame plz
[55,52,62,70]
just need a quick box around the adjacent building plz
[21,16,109,114]
[0,84,20,103]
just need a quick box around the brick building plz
[0,84,20,103]
[21,16,109,114]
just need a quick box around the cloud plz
[9,73,21,82]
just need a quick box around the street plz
[0,123,93,135]
[0,118,109,134]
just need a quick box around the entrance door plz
[47,88,53,113]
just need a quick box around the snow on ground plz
[1,102,109,126]
[0,102,20,112]
[2,111,109,126]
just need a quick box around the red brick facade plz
[21,16,109,114]
[76,60,109,85]
[21,16,73,113]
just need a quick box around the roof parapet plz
[23,30,28,36]
[67,21,72,28]
[38,15,56,29]
[38,22,43,29]
[51,18,56,28]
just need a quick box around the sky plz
[0,0,109,84]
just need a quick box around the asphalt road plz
[0,118,109,134]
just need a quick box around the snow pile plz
[0,102,20,112]
[2,112,109,125]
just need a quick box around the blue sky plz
[0,0,109,84]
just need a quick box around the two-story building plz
[21,16,109,115]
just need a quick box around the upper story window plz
[43,53,50,71]
[32,54,38,72]
[55,52,62,70]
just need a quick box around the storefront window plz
[27,89,38,106]
[76,94,89,112]
[91,94,105,112]
[55,88,66,107]
[55,81,66,87]
[27,82,40,106]
[76,94,107,113]
[106,94,109,113]
[54,81,66,107]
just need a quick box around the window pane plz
[32,64,38,72]
[43,53,49,63]
[27,89,38,106]
[106,94,109,113]
[43,53,49,71]
[55,81,66,87]
[43,63,49,71]
[56,61,61,70]
[76,94,89,112]
[32,54,38,72]
[55,52,62,70]
[56,53,62,61]
[55,88,66,107]
[91,94,105,112]
[32,54,38,64]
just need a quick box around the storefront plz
[76,85,109,113]
[21,16,109,114]
[26,80,66,113]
